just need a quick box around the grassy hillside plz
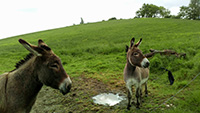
[0,18,200,112]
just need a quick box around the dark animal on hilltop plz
[124,38,150,110]
[0,39,72,113]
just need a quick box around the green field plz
[0,18,200,112]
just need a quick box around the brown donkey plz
[124,38,150,110]
[0,39,72,113]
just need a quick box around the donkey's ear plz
[19,39,42,56]
[125,45,129,52]
[38,39,45,46]
[135,38,142,47]
[130,37,135,47]
[38,39,51,51]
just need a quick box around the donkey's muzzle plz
[60,84,71,95]
[141,58,150,68]
[59,77,72,95]
[144,62,150,68]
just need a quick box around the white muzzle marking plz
[141,58,150,68]
[59,77,72,95]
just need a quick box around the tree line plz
[79,0,199,24]
[135,0,200,20]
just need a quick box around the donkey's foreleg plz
[136,87,141,109]
[145,82,148,97]
[126,85,132,110]
[140,88,142,96]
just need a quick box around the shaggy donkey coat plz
[124,38,150,109]
[0,39,72,113]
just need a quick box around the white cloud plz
[169,7,181,15]
[0,0,190,39]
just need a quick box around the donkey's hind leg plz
[145,82,148,97]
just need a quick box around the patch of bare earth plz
[30,75,127,113]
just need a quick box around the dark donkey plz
[0,39,72,113]
[124,38,150,110]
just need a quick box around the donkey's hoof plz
[136,106,140,110]
[127,105,131,110]
[136,103,140,110]
[131,101,135,105]
[136,107,140,110]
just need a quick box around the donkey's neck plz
[11,56,43,101]
[126,60,136,73]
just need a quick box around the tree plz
[80,17,84,24]
[189,0,200,19]
[178,0,200,20]
[108,17,117,21]
[178,6,190,19]
[159,6,171,18]
[136,3,171,18]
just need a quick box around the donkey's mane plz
[11,53,34,71]
[10,44,51,72]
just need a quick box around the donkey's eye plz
[51,64,58,69]
[133,52,139,56]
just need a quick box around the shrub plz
[108,17,117,21]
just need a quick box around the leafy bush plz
[108,17,117,21]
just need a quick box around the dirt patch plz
[30,75,127,113]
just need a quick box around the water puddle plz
[92,93,126,106]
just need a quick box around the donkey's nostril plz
[141,58,150,68]
[146,62,150,67]
[60,83,71,95]
[67,84,72,92]
[59,77,72,95]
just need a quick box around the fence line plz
[150,72,200,112]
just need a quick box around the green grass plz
[1,18,200,112]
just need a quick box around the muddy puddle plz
[92,93,126,106]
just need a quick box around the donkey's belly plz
[126,78,138,88]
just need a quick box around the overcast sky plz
[0,0,190,39]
